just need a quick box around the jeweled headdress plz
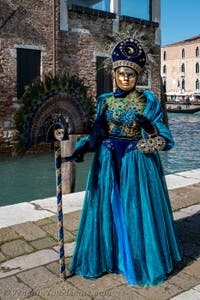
[111,37,146,74]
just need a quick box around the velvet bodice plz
[101,90,147,139]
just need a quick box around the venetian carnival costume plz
[69,38,182,285]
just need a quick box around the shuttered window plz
[17,48,41,99]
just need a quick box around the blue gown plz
[69,90,182,285]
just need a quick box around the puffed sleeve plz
[74,93,109,152]
[143,90,174,150]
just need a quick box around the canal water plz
[0,112,199,207]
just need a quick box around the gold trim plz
[113,60,143,74]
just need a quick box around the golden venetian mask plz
[115,67,138,92]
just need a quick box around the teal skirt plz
[69,139,182,285]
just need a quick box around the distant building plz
[0,0,161,150]
[161,35,200,102]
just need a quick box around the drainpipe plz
[111,0,120,33]
[52,0,56,77]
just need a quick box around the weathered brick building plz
[0,0,161,150]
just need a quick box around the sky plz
[161,0,200,45]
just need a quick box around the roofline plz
[162,35,200,48]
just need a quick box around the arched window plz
[163,79,166,91]
[182,48,185,58]
[181,63,185,73]
[163,51,167,61]
[182,79,185,90]
[196,47,199,57]
[196,62,199,73]
[163,65,166,74]
[196,79,199,90]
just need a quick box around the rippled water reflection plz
[160,112,200,174]
[0,112,199,206]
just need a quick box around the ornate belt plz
[108,135,140,141]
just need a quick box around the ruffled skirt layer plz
[69,139,182,285]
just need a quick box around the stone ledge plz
[69,4,116,19]
[0,169,200,229]
[120,15,159,28]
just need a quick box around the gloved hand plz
[71,149,84,162]
[134,113,156,135]
[71,141,89,162]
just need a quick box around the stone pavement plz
[0,171,199,299]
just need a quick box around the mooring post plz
[61,134,76,194]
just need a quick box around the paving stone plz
[169,186,200,211]
[53,242,75,257]
[183,260,200,279]
[0,249,58,279]
[41,223,75,242]
[35,217,55,227]
[170,288,200,300]
[63,210,81,232]
[14,222,47,241]
[0,251,6,262]
[0,275,32,300]
[30,237,57,250]
[1,239,34,258]
[173,211,190,221]
[94,284,146,300]
[46,258,72,277]
[187,212,200,225]
[166,173,200,190]
[180,242,200,259]
[176,220,200,240]
[171,256,193,274]
[67,273,121,296]
[194,285,200,292]
[0,202,53,228]
[0,227,19,243]
[167,270,199,290]
[180,204,200,217]
[33,280,91,300]
[46,261,60,275]
[136,282,183,300]
[24,296,43,300]
[17,266,60,289]
[103,273,127,285]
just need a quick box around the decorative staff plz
[47,117,77,280]
[53,123,67,280]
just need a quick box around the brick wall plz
[0,0,160,147]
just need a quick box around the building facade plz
[161,35,200,102]
[0,0,161,151]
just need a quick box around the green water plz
[0,112,199,207]
[0,152,93,207]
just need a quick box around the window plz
[91,0,110,12]
[120,0,150,20]
[196,62,199,73]
[17,48,41,99]
[96,56,112,97]
[182,48,185,59]
[68,0,151,20]
[196,79,199,90]
[163,65,166,74]
[163,79,166,91]
[68,0,111,12]
[181,79,185,90]
[163,51,166,61]
[196,47,199,57]
[181,63,185,73]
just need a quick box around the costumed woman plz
[69,37,182,285]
